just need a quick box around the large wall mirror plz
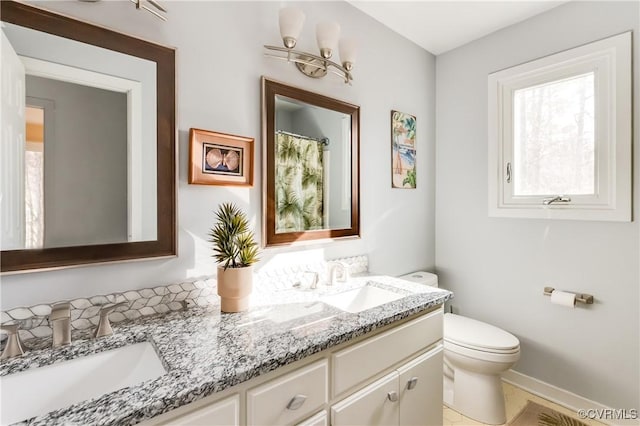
[262,78,360,246]
[0,1,176,273]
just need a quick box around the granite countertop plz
[0,275,452,426]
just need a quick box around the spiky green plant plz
[403,167,416,188]
[209,203,259,270]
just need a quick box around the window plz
[488,32,631,221]
[25,105,45,248]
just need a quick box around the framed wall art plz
[189,128,254,186]
[391,110,416,189]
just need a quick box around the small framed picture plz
[189,128,254,186]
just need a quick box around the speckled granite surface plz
[0,275,452,426]
[1,255,370,342]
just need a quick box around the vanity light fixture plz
[78,0,167,20]
[264,7,356,84]
[130,0,167,21]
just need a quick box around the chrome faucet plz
[328,261,350,286]
[293,271,319,290]
[0,323,25,360]
[94,302,127,338]
[306,271,319,289]
[50,302,71,347]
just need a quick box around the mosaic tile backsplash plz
[1,255,368,343]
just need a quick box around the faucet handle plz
[94,302,127,338]
[1,323,26,360]
[49,302,72,348]
[293,271,320,290]
[328,261,350,285]
[1,323,20,334]
[338,261,350,282]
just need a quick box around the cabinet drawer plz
[332,309,442,396]
[160,394,239,426]
[247,359,328,426]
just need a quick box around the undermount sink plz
[0,341,166,425]
[320,284,405,313]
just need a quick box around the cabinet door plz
[331,372,399,426]
[296,410,327,426]
[397,345,443,426]
[162,394,239,426]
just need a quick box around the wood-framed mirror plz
[262,78,360,247]
[0,1,176,273]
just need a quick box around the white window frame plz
[488,32,631,221]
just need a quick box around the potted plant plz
[210,203,259,312]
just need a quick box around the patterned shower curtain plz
[275,132,324,233]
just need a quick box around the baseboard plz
[502,370,639,426]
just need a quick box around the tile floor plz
[443,382,606,426]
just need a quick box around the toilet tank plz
[398,271,438,288]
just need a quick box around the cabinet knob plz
[387,391,399,402]
[407,376,419,390]
[286,394,307,410]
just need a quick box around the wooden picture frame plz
[189,128,254,186]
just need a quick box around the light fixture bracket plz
[264,45,353,84]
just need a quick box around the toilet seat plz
[444,340,521,364]
[444,313,519,352]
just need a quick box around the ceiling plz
[348,1,566,55]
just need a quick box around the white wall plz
[435,1,639,409]
[0,2,436,309]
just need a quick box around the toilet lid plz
[444,314,519,352]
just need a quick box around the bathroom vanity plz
[147,306,443,426]
[0,276,451,425]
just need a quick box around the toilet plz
[399,272,520,425]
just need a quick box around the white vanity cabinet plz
[398,347,444,426]
[160,394,240,426]
[296,411,328,426]
[144,306,444,426]
[332,371,400,426]
[331,346,443,426]
[246,359,328,425]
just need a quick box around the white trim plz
[488,31,632,221]
[20,56,139,94]
[503,369,638,426]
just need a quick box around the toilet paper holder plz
[543,287,594,304]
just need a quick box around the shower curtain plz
[275,132,324,233]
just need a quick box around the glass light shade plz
[316,21,341,51]
[279,7,305,42]
[339,38,357,66]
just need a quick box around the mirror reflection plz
[1,22,157,250]
[274,96,351,233]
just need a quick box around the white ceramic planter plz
[217,265,253,313]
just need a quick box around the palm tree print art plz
[391,111,417,189]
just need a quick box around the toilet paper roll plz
[550,290,576,308]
